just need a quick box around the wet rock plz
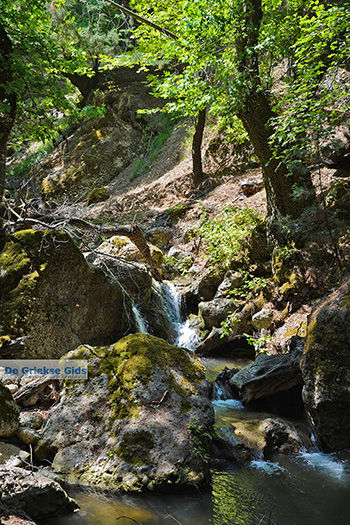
[0,443,30,468]
[89,253,173,342]
[301,279,350,451]
[0,467,78,521]
[212,436,254,465]
[213,367,241,399]
[0,383,19,438]
[0,230,133,359]
[259,418,304,457]
[196,330,255,359]
[214,339,304,416]
[38,334,214,492]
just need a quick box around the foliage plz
[131,113,176,180]
[52,0,135,73]
[194,206,263,273]
[243,333,272,354]
[187,418,213,462]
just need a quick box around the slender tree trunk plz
[191,108,206,186]
[0,22,17,205]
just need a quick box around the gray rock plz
[19,411,44,431]
[0,230,133,360]
[17,427,40,445]
[0,443,30,468]
[215,271,244,298]
[301,279,350,451]
[198,298,235,329]
[228,344,304,416]
[259,418,304,457]
[38,334,214,492]
[0,467,78,521]
[0,383,20,438]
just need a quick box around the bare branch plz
[105,0,178,40]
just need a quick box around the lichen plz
[87,187,109,206]
[116,430,154,466]
[69,334,205,421]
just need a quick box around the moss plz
[0,383,19,431]
[283,322,307,341]
[0,229,81,339]
[116,430,154,466]
[87,187,109,206]
[74,334,204,421]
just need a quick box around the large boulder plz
[89,251,176,342]
[301,280,350,451]
[0,229,133,359]
[0,467,77,521]
[37,334,214,491]
[214,337,304,416]
[0,383,19,438]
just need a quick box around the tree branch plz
[105,0,178,40]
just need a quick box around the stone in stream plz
[213,336,304,417]
[0,467,78,522]
[259,418,305,457]
[36,334,214,492]
[301,279,350,451]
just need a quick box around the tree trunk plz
[235,0,316,245]
[238,91,315,239]
[192,108,206,186]
[0,22,17,204]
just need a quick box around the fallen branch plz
[4,206,159,275]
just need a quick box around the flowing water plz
[54,282,350,525]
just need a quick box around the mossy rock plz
[100,235,163,268]
[86,187,109,206]
[0,229,133,359]
[39,334,214,491]
[0,383,20,438]
[301,279,350,451]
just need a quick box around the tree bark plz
[0,23,17,205]
[191,108,206,186]
[235,0,316,245]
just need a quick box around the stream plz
[54,282,350,525]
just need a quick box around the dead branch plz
[4,205,159,276]
[105,0,177,40]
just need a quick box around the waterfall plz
[152,280,200,351]
[132,304,149,334]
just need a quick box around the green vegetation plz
[194,206,263,273]
[131,114,176,180]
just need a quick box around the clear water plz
[53,284,350,525]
